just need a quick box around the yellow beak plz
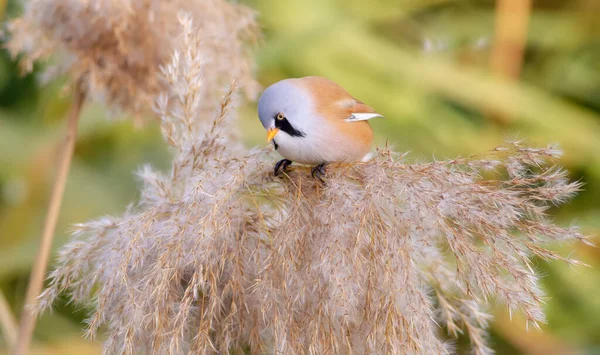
[267,128,280,142]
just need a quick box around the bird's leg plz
[311,163,327,183]
[274,159,293,176]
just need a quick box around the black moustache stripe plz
[276,117,306,138]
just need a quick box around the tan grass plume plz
[33,12,590,355]
[7,0,259,117]
[7,1,259,354]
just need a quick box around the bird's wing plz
[342,100,385,122]
[294,76,384,122]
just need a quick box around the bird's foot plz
[311,163,327,183]
[274,159,293,176]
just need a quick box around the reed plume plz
[7,0,259,116]
[33,13,590,355]
[6,1,258,354]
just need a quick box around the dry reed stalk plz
[12,83,85,355]
[489,0,532,125]
[31,16,590,354]
[0,290,17,351]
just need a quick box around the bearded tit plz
[257,76,384,180]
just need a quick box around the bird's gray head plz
[257,79,313,138]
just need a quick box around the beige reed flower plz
[7,0,259,117]
[34,15,590,355]
[7,4,259,354]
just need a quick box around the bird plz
[257,76,384,181]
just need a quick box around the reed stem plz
[12,83,86,355]
[489,0,532,125]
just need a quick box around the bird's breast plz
[273,122,372,165]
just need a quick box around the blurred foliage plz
[1,0,599,354]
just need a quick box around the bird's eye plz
[276,112,285,121]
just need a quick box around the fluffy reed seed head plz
[35,15,589,355]
[7,0,259,116]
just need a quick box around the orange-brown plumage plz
[295,76,375,160]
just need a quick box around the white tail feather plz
[344,113,385,122]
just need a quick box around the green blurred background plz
[1,0,600,353]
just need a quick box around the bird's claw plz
[274,159,293,176]
[311,163,327,183]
